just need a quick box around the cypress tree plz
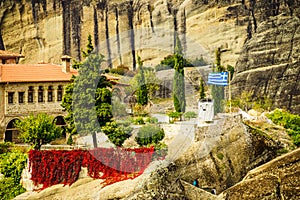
[136,56,148,106]
[212,48,225,114]
[199,77,206,99]
[173,35,186,113]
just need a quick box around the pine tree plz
[173,35,186,113]
[62,36,113,136]
[136,56,148,106]
[72,53,113,135]
[82,34,94,59]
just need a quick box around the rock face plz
[15,115,298,199]
[231,15,300,114]
[120,114,286,199]
[1,0,299,111]
[0,0,249,68]
[220,147,300,200]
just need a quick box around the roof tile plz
[0,64,78,83]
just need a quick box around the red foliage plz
[28,147,156,190]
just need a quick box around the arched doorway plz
[5,119,20,143]
[54,116,66,138]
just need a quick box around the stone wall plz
[0,81,68,141]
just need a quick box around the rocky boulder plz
[220,147,300,200]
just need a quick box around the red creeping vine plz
[28,147,156,190]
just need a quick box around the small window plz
[48,86,53,102]
[57,86,63,101]
[38,86,43,102]
[18,92,24,103]
[28,86,34,103]
[8,92,14,104]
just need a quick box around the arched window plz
[28,86,34,103]
[5,119,20,143]
[48,86,53,102]
[38,86,43,102]
[54,116,66,138]
[57,85,63,101]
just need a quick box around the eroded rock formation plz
[231,15,300,114]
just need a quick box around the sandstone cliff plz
[0,0,250,68]
[231,14,300,114]
[1,1,300,111]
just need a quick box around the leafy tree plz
[199,77,206,99]
[14,113,62,150]
[173,35,186,113]
[127,67,160,100]
[135,125,165,146]
[136,56,148,106]
[160,55,193,68]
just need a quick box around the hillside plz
[15,114,299,199]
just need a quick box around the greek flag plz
[207,72,228,86]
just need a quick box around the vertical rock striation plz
[231,15,300,114]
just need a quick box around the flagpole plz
[228,71,232,114]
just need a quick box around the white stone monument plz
[198,99,214,125]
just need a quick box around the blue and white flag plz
[207,72,228,86]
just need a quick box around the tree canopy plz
[14,113,62,150]
[62,35,113,137]
[71,53,112,135]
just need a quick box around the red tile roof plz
[0,64,78,83]
[0,50,24,58]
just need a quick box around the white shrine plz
[198,98,214,125]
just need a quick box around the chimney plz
[61,55,72,73]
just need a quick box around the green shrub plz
[217,153,224,160]
[167,111,182,122]
[0,142,13,154]
[133,117,145,125]
[101,121,131,147]
[0,150,27,200]
[0,177,26,200]
[155,64,172,72]
[184,111,197,120]
[191,56,207,66]
[135,125,165,146]
[267,109,300,146]
[110,68,126,75]
[152,142,168,160]
[116,119,131,127]
[145,117,158,124]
